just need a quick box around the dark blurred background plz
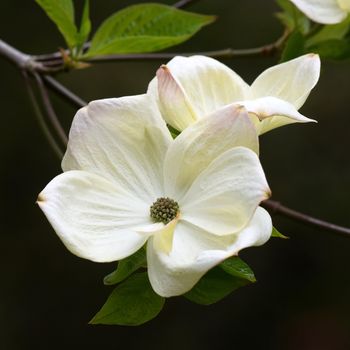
[1,1,350,349]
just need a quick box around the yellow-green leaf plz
[77,0,91,50]
[271,226,289,239]
[36,0,78,49]
[85,3,215,57]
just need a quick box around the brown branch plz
[83,43,284,63]
[22,71,63,159]
[34,73,68,146]
[173,0,201,9]
[42,76,87,109]
[0,39,62,73]
[80,28,289,64]
[262,199,350,238]
[33,29,289,68]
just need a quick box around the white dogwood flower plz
[290,0,350,24]
[37,95,272,297]
[148,54,320,135]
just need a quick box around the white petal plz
[181,147,270,236]
[237,96,316,135]
[38,170,152,262]
[229,207,272,252]
[250,54,321,109]
[147,208,272,297]
[163,105,259,200]
[153,65,198,131]
[148,55,249,130]
[149,218,178,254]
[147,221,236,297]
[290,0,347,24]
[62,95,172,203]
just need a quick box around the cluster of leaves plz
[91,248,256,326]
[90,227,285,326]
[36,0,215,63]
[277,0,350,61]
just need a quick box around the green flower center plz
[150,197,179,224]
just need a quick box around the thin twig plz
[262,199,350,238]
[83,45,281,63]
[33,42,90,62]
[34,30,289,67]
[22,71,63,159]
[34,73,68,146]
[34,52,63,61]
[173,0,201,9]
[0,39,31,69]
[42,76,87,109]
[0,39,61,73]
[81,30,289,63]
[40,59,65,67]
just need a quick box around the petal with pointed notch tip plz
[250,54,320,109]
[163,105,259,200]
[37,170,154,263]
[147,207,272,297]
[147,221,234,297]
[180,147,270,236]
[235,96,316,135]
[148,55,249,130]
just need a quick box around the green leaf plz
[184,265,252,305]
[91,273,165,326]
[220,256,256,282]
[280,31,306,61]
[85,3,215,57]
[103,247,146,285]
[271,226,289,239]
[35,0,78,49]
[308,39,350,60]
[76,0,91,50]
[306,16,350,47]
[276,0,294,14]
[275,0,295,30]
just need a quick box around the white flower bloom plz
[148,54,320,135]
[290,0,350,24]
[37,95,272,297]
